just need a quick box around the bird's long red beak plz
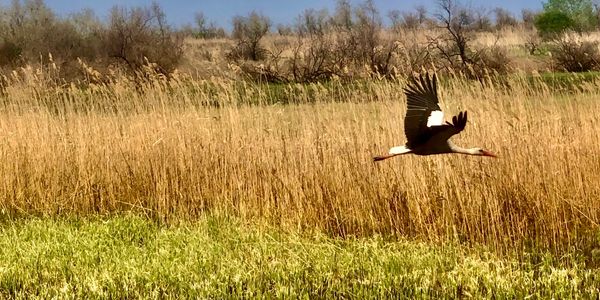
[482,150,497,158]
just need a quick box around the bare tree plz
[276,24,293,36]
[229,11,271,61]
[389,6,429,31]
[472,8,492,31]
[521,9,537,29]
[295,8,329,36]
[194,12,208,37]
[431,0,513,77]
[194,12,226,39]
[69,8,102,36]
[332,0,353,30]
[415,5,428,25]
[401,12,421,30]
[388,9,402,31]
[354,0,383,69]
[433,0,475,71]
[494,7,518,29]
[104,3,183,74]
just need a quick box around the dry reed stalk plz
[0,70,598,255]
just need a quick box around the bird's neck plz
[450,144,479,155]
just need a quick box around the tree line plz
[0,0,598,83]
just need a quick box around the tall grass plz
[0,68,598,255]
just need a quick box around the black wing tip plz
[452,110,468,130]
[407,72,436,86]
[405,72,438,95]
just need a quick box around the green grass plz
[530,71,600,92]
[0,215,598,299]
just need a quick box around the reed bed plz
[0,70,598,255]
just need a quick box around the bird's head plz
[473,148,497,158]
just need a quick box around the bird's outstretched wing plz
[403,73,444,147]
[427,111,468,144]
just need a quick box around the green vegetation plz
[528,71,600,91]
[542,0,596,31]
[0,215,598,298]
[534,10,576,39]
[534,0,598,39]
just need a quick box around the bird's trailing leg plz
[373,154,398,161]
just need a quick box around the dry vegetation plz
[0,64,598,257]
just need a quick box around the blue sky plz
[21,0,543,30]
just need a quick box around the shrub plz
[394,38,435,74]
[295,9,329,36]
[232,0,405,81]
[352,0,383,70]
[102,3,184,75]
[331,0,354,30]
[471,9,492,32]
[228,12,271,61]
[193,12,227,39]
[551,35,600,72]
[534,10,575,40]
[398,12,421,30]
[477,45,512,74]
[388,8,429,31]
[524,31,542,55]
[494,7,518,29]
[521,9,538,29]
[0,40,22,67]
[0,0,90,66]
[276,24,294,36]
[431,0,478,76]
[542,0,596,32]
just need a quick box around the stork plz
[374,73,496,161]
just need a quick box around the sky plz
[14,0,544,30]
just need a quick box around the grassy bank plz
[0,215,598,299]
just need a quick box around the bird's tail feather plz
[389,146,411,155]
[373,146,412,162]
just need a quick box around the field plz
[0,215,598,298]
[0,65,598,297]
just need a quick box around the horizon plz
[29,0,543,31]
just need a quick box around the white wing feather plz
[426,110,444,127]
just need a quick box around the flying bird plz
[374,73,496,161]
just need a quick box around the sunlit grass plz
[0,215,597,298]
[0,69,599,256]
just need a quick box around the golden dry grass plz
[0,69,598,255]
